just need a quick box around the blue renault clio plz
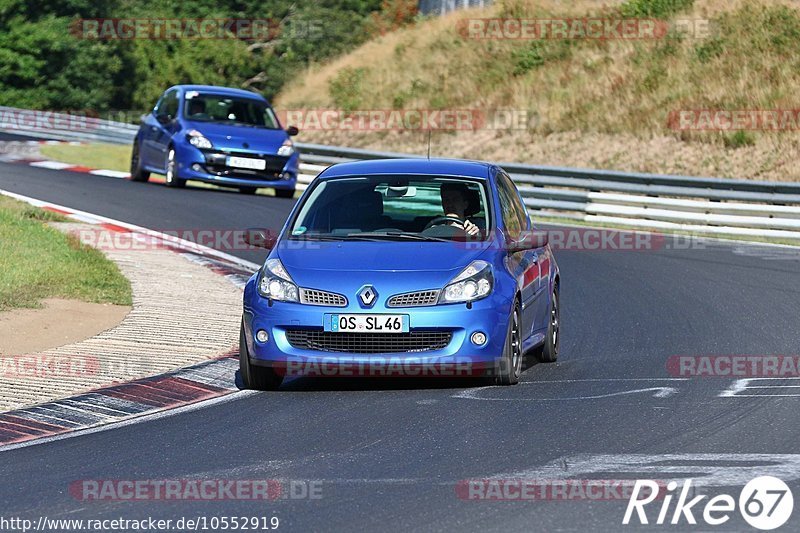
[241,158,560,389]
[130,84,299,197]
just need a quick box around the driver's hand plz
[463,219,480,236]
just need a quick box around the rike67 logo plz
[624,476,793,530]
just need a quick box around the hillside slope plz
[277,0,800,181]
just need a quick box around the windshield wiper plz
[292,234,383,242]
[349,232,450,242]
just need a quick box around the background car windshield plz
[289,176,490,240]
[183,93,280,128]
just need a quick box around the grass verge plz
[39,143,131,173]
[0,195,132,311]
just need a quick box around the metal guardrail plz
[1,108,798,241]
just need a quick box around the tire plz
[239,321,283,391]
[274,188,295,199]
[495,304,523,385]
[163,147,185,188]
[539,287,560,363]
[239,186,258,195]
[129,141,150,182]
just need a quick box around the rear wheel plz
[239,321,283,391]
[128,141,150,182]
[495,304,522,385]
[164,148,185,188]
[538,288,560,363]
[274,188,295,199]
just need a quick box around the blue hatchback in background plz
[130,84,299,197]
[240,158,561,389]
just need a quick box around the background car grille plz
[300,289,347,307]
[386,290,440,307]
[203,152,289,180]
[285,329,452,354]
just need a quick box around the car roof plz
[318,158,494,180]
[168,85,266,101]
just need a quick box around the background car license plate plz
[226,156,266,170]
[325,314,409,333]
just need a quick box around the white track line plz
[0,188,261,272]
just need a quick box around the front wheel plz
[274,188,295,199]
[495,305,523,385]
[128,141,150,182]
[239,321,283,391]
[538,288,560,363]
[164,148,185,188]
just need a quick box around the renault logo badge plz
[358,286,377,308]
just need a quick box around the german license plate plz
[226,156,266,170]
[325,314,409,333]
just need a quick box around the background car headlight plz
[258,258,299,302]
[187,129,212,149]
[277,139,295,157]
[439,260,493,304]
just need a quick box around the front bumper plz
[242,276,513,377]
[175,144,299,189]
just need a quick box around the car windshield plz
[183,92,280,128]
[288,175,492,241]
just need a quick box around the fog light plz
[191,163,201,171]
[471,332,487,346]
[256,330,269,343]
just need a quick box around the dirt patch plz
[0,298,130,355]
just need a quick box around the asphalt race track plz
[1,161,800,531]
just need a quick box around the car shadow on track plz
[234,354,545,392]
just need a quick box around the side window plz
[157,90,179,119]
[497,172,527,236]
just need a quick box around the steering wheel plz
[424,216,465,231]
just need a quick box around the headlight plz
[258,258,299,302]
[277,138,294,157]
[439,260,493,304]
[187,129,212,149]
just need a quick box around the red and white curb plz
[0,189,261,449]
[0,354,241,448]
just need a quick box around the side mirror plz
[507,230,548,252]
[155,113,172,125]
[286,125,299,136]
[244,228,275,249]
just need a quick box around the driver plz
[439,182,480,236]
[187,98,206,118]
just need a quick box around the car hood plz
[185,121,288,153]
[276,241,491,290]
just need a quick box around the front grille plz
[203,152,289,180]
[387,290,440,307]
[285,329,452,354]
[300,288,347,307]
